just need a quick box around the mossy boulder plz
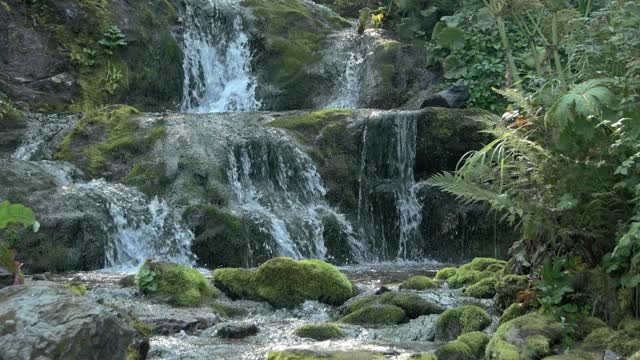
[136,260,217,306]
[378,292,444,318]
[211,302,247,318]
[574,316,607,340]
[213,258,354,308]
[294,323,345,340]
[457,331,490,358]
[338,291,443,324]
[494,274,529,311]
[266,350,387,360]
[580,318,640,357]
[498,303,528,326]
[435,305,491,341]
[435,340,474,360]
[436,267,458,281]
[409,354,437,360]
[463,276,497,299]
[340,304,407,326]
[447,258,505,289]
[485,313,563,360]
[399,275,439,290]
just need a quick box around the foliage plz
[98,25,127,55]
[0,201,39,231]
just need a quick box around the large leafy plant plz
[0,201,38,286]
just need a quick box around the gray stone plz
[0,281,148,360]
[208,321,259,339]
[421,84,470,109]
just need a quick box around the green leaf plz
[557,193,578,210]
[0,201,37,230]
[443,55,467,79]
[437,26,465,50]
[545,79,616,128]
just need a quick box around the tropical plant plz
[0,201,38,286]
[98,25,127,55]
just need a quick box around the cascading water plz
[357,111,423,259]
[68,179,194,269]
[225,131,363,261]
[181,0,260,112]
[324,27,365,109]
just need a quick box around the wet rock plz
[209,321,259,339]
[0,281,148,360]
[377,314,438,342]
[375,286,391,295]
[31,272,52,281]
[420,84,470,109]
[118,274,136,288]
[604,350,623,360]
[149,318,214,336]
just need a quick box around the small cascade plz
[181,0,260,113]
[357,111,423,259]
[69,180,195,269]
[226,131,362,261]
[324,27,366,109]
[11,113,79,161]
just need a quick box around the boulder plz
[294,323,344,341]
[435,305,491,341]
[421,84,470,109]
[399,275,439,290]
[210,322,259,339]
[0,281,148,360]
[485,313,562,360]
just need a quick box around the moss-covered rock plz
[337,294,379,316]
[340,304,407,326]
[457,331,490,358]
[447,258,505,289]
[435,305,491,341]
[213,258,354,308]
[55,106,165,179]
[409,354,437,360]
[294,323,345,340]
[436,267,458,281]
[399,275,439,290]
[212,268,261,301]
[211,302,247,318]
[136,260,217,306]
[574,316,607,340]
[581,327,615,351]
[485,313,562,360]
[435,340,474,360]
[498,303,527,326]
[254,258,354,308]
[494,274,529,311]
[378,292,444,318]
[463,276,497,299]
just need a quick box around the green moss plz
[456,331,490,358]
[434,340,473,360]
[541,355,591,360]
[268,109,353,141]
[55,106,165,178]
[213,258,354,308]
[129,318,154,338]
[448,258,504,289]
[436,267,458,281]
[435,305,491,341]
[123,161,170,197]
[499,303,527,326]
[378,292,444,318]
[212,268,260,301]
[409,354,437,360]
[629,350,640,360]
[338,294,379,315]
[294,323,345,340]
[64,282,88,296]
[494,274,529,310]
[211,302,247,318]
[581,327,615,351]
[253,258,354,308]
[463,276,497,298]
[485,313,562,360]
[399,275,439,290]
[136,260,217,306]
[574,316,607,340]
[340,304,407,326]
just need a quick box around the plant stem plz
[497,16,523,91]
[551,12,567,89]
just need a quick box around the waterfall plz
[357,111,423,259]
[324,27,365,109]
[225,131,362,261]
[69,179,194,269]
[181,0,260,113]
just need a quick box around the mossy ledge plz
[55,105,166,179]
[136,260,217,307]
[213,257,354,308]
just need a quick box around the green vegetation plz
[399,275,439,290]
[340,304,407,326]
[435,305,492,341]
[0,201,38,287]
[64,282,88,296]
[485,312,562,359]
[294,323,345,340]
[266,351,385,360]
[378,292,444,318]
[435,267,458,281]
[447,257,505,288]
[434,340,473,360]
[463,276,497,298]
[136,260,217,306]
[499,303,527,325]
[456,331,490,358]
[213,258,354,308]
[211,302,247,318]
